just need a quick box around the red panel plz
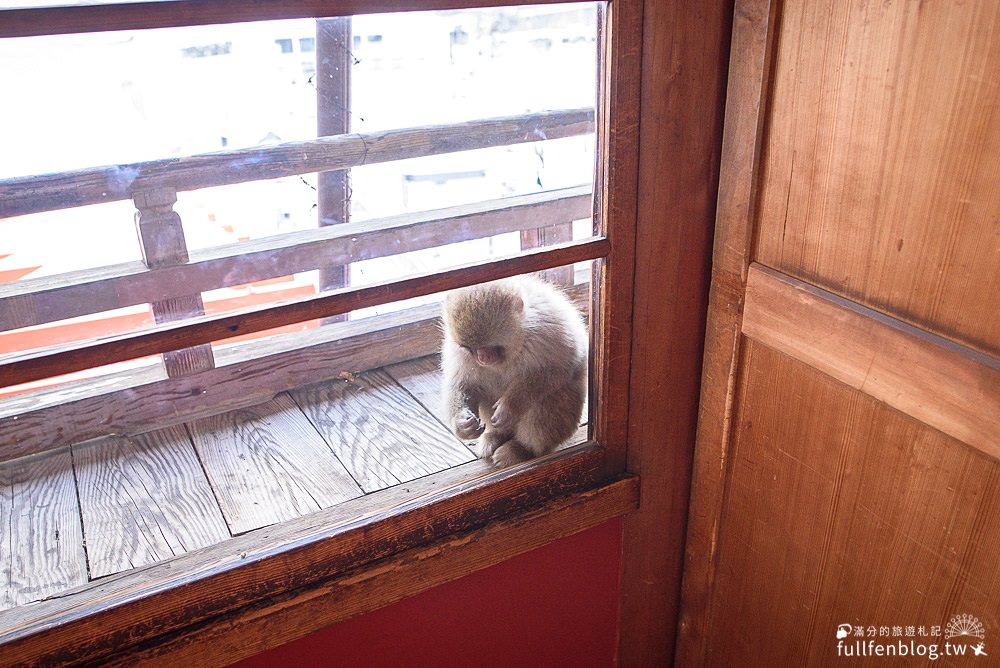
[235,518,624,668]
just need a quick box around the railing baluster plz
[317,16,353,322]
[132,187,215,377]
[521,222,575,286]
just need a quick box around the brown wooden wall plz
[679,0,1000,665]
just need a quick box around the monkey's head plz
[443,280,526,368]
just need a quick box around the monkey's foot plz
[477,431,508,459]
[492,441,532,468]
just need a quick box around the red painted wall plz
[235,518,624,668]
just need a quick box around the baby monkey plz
[441,275,587,468]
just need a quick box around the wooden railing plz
[0,109,592,218]
[0,0,578,39]
[0,185,591,333]
[0,107,596,459]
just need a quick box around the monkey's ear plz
[511,291,524,314]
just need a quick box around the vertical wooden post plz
[132,187,215,377]
[520,224,575,285]
[317,16,352,320]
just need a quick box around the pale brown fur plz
[441,276,587,467]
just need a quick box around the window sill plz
[0,441,636,666]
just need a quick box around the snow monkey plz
[441,275,587,468]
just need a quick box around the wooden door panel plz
[756,0,1000,356]
[742,264,1000,459]
[680,0,1000,664]
[706,342,999,666]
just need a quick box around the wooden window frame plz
[0,1,730,665]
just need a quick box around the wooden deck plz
[0,355,526,611]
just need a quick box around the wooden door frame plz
[670,0,781,663]
[616,1,734,665]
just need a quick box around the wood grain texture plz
[755,0,1000,357]
[616,1,732,665]
[154,296,216,377]
[315,15,352,300]
[0,448,86,611]
[0,360,165,420]
[743,264,1000,460]
[0,187,590,333]
[0,237,609,389]
[73,426,230,579]
[383,355,449,427]
[0,0,580,39]
[133,188,216,378]
[103,476,638,668]
[0,303,442,460]
[291,370,473,493]
[0,109,592,218]
[188,393,362,534]
[682,2,1000,666]
[676,0,780,663]
[705,342,1000,667]
[0,444,605,666]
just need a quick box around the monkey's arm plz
[491,361,582,432]
[444,375,486,440]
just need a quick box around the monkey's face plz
[444,281,526,368]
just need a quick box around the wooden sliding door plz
[679,0,1000,664]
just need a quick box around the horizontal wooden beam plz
[0,238,606,389]
[0,186,591,332]
[0,109,593,218]
[0,445,630,666]
[742,263,1000,460]
[0,0,579,39]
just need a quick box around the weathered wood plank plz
[291,370,474,493]
[0,443,605,666]
[0,110,593,218]
[188,393,362,535]
[0,448,86,611]
[0,186,591,332]
[151,295,216,376]
[383,355,448,426]
[0,0,579,39]
[73,426,230,579]
[0,360,165,420]
[742,263,1000,460]
[0,237,608,389]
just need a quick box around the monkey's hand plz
[452,407,485,440]
[490,396,519,433]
